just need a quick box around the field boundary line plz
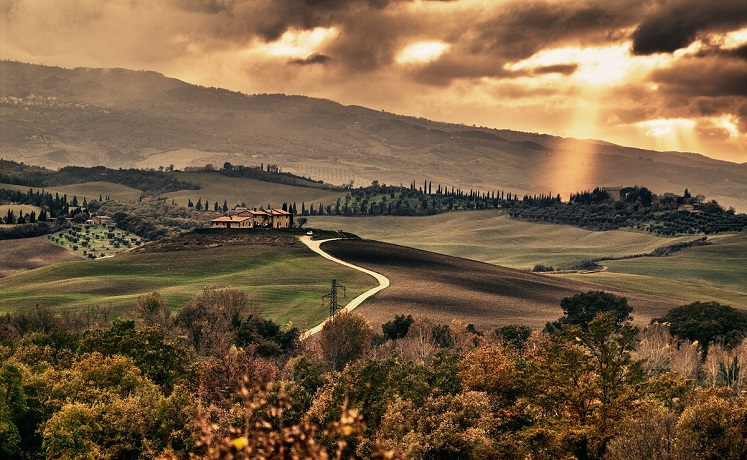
[299,236,389,338]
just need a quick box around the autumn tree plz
[318,311,373,372]
[174,287,256,355]
[133,291,171,328]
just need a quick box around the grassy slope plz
[308,212,747,310]
[0,238,375,330]
[0,204,42,215]
[5,61,747,212]
[163,172,344,210]
[0,181,142,202]
[308,212,699,269]
[0,236,81,277]
[564,233,747,309]
[2,171,344,211]
[321,239,683,329]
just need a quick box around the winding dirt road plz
[299,236,390,337]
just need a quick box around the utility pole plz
[322,279,346,317]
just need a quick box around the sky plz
[2,0,747,163]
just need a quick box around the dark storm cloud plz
[697,44,747,61]
[321,0,644,84]
[469,1,641,61]
[652,56,747,98]
[175,0,233,14]
[647,54,747,133]
[173,0,424,42]
[632,0,747,55]
[172,0,645,77]
[289,53,332,65]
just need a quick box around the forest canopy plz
[2,291,747,459]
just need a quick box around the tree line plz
[505,186,747,235]
[0,160,198,194]
[2,289,747,459]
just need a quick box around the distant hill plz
[2,60,747,210]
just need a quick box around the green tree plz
[79,320,193,392]
[382,314,414,341]
[496,324,532,350]
[654,301,747,352]
[677,390,747,459]
[547,291,632,332]
[379,392,498,459]
[0,361,27,457]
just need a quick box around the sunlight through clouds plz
[396,41,450,64]
[634,119,699,152]
[263,27,338,58]
[723,28,747,49]
[717,116,742,139]
[506,44,672,86]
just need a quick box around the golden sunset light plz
[396,41,451,64]
[1,0,746,162]
[4,3,747,457]
[263,27,339,58]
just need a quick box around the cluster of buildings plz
[210,208,293,229]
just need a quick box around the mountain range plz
[2,60,746,210]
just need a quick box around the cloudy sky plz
[2,0,747,163]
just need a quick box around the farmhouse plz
[86,215,113,225]
[210,208,293,229]
[602,186,623,201]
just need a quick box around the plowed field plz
[321,239,683,330]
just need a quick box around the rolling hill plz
[320,239,684,329]
[0,230,375,329]
[3,60,747,211]
[0,228,686,331]
[309,213,747,312]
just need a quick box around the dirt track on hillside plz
[321,239,682,330]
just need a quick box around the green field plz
[0,204,42,216]
[562,233,747,309]
[1,172,345,213]
[308,212,747,310]
[163,172,345,212]
[0,241,376,330]
[0,181,142,202]
[308,211,701,269]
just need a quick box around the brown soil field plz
[0,237,81,277]
[321,239,685,331]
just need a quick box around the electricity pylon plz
[322,279,346,317]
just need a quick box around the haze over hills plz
[2,60,747,210]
